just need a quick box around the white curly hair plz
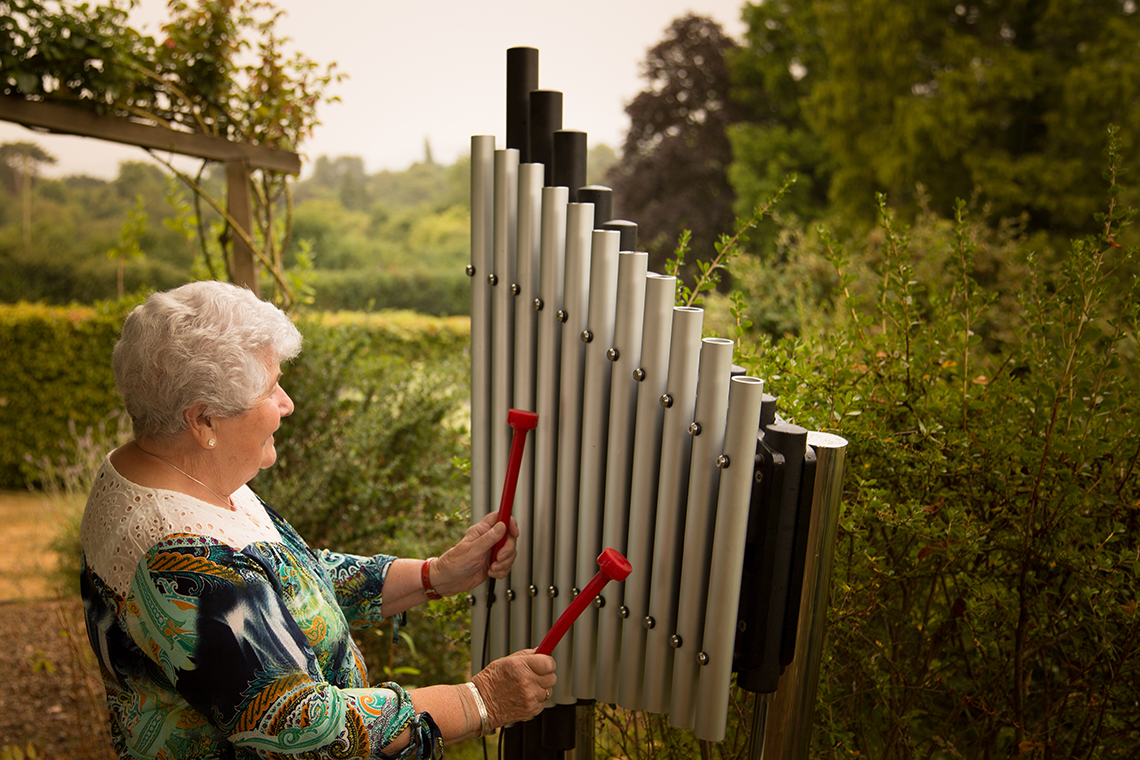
[113,281,302,438]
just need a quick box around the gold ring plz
[545,688,551,701]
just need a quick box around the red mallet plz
[491,408,539,564]
[535,548,632,656]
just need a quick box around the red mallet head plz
[507,408,539,431]
[596,547,632,582]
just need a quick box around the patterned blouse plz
[80,456,445,759]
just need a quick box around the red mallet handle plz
[491,408,539,564]
[535,548,632,656]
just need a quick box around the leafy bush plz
[1,302,470,491]
[0,299,135,488]
[308,268,470,316]
[730,136,1140,758]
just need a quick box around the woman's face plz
[215,363,294,482]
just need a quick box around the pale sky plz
[1,0,749,179]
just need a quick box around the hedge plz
[0,301,471,489]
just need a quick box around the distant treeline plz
[0,144,618,314]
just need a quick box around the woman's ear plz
[184,403,217,449]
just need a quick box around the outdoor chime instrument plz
[466,47,848,760]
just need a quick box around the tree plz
[729,0,1140,236]
[607,14,745,271]
[0,140,56,253]
[725,1,833,242]
[3,0,341,308]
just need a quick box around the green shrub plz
[0,300,135,488]
[308,268,470,316]
[2,301,471,491]
[733,146,1139,758]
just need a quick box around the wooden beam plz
[226,160,259,295]
[0,95,301,175]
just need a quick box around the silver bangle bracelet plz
[466,681,492,737]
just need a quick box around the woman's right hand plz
[470,649,557,728]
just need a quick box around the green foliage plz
[0,302,470,491]
[308,269,470,316]
[665,177,794,310]
[728,134,1140,758]
[253,317,469,554]
[0,744,39,760]
[0,300,134,488]
[0,147,475,313]
[728,0,1140,242]
[4,0,342,308]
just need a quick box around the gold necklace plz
[136,443,235,510]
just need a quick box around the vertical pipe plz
[529,90,563,186]
[531,184,569,652]
[578,186,613,228]
[506,47,538,161]
[669,337,736,728]
[620,305,697,711]
[761,432,848,760]
[636,306,704,713]
[594,250,649,703]
[468,135,495,673]
[548,202,595,703]
[571,228,621,699]
[553,130,588,202]
[488,148,519,664]
[694,376,766,741]
[510,163,545,652]
[615,276,678,710]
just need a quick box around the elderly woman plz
[80,281,555,759]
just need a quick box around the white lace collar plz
[81,455,283,596]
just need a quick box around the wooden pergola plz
[0,94,302,294]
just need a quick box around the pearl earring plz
[208,438,216,448]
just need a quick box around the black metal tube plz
[552,129,587,201]
[507,47,539,162]
[601,219,637,252]
[737,420,808,694]
[541,703,577,751]
[528,90,563,185]
[760,393,778,429]
[781,444,818,669]
[577,186,613,228]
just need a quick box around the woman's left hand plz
[430,512,519,597]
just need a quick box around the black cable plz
[480,576,496,760]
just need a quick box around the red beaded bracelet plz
[421,558,442,600]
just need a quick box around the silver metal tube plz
[760,432,848,760]
[571,228,621,699]
[694,376,767,741]
[669,337,735,728]
[639,307,704,714]
[548,203,595,703]
[510,163,544,653]
[594,250,649,703]
[488,147,519,664]
[468,135,495,673]
[616,277,679,710]
[530,184,569,653]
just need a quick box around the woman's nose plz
[279,387,295,417]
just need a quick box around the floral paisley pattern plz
[81,459,444,759]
